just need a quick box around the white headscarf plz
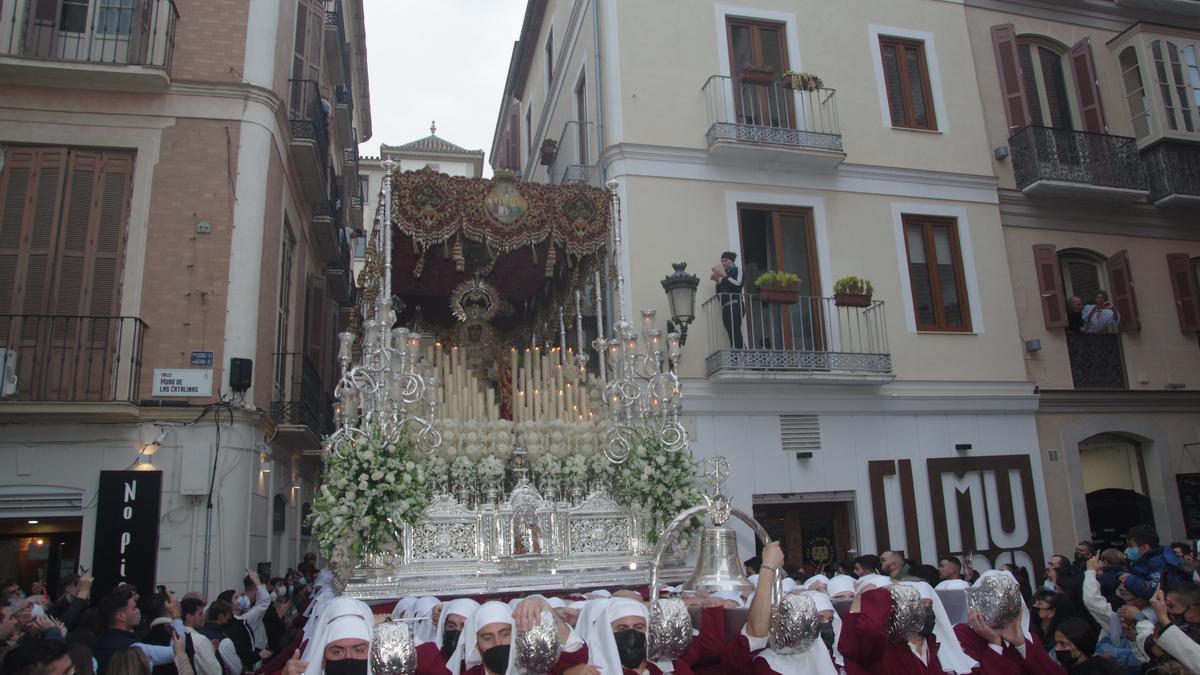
[584,598,653,674]
[390,597,418,621]
[434,598,480,674]
[546,597,567,609]
[804,574,831,590]
[588,589,612,598]
[935,579,971,591]
[780,578,800,594]
[463,601,518,675]
[855,574,893,591]
[743,591,836,675]
[974,569,1032,640]
[410,596,441,644]
[902,581,978,674]
[298,597,375,675]
[828,575,856,598]
[711,591,746,607]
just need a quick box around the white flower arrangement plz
[612,432,704,544]
[450,455,476,487]
[424,455,449,493]
[563,453,589,484]
[309,431,429,567]
[534,453,562,478]
[478,455,506,485]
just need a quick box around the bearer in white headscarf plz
[285,597,374,675]
[435,598,480,673]
[581,597,694,674]
[955,568,1057,674]
[902,581,978,674]
[411,596,442,644]
[460,598,585,675]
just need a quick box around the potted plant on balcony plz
[738,63,776,86]
[833,276,874,307]
[781,71,824,92]
[539,139,558,166]
[754,270,802,305]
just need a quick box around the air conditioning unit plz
[0,349,18,397]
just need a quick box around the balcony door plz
[22,0,151,64]
[726,18,793,129]
[0,147,132,401]
[738,205,822,352]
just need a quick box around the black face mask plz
[1169,612,1189,627]
[1074,552,1088,565]
[482,644,510,674]
[819,622,836,650]
[441,629,461,660]
[1056,650,1078,668]
[324,658,368,675]
[614,629,647,670]
[920,607,937,636]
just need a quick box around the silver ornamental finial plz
[431,120,437,135]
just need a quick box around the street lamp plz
[660,263,699,345]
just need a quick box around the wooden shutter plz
[1106,250,1139,332]
[89,154,132,319]
[1033,244,1067,328]
[305,278,325,380]
[0,148,66,338]
[1070,38,1107,133]
[992,24,1031,133]
[1166,253,1200,333]
[507,100,522,171]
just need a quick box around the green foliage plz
[833,275,874,295]
[753,270,802,291]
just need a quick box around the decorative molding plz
[997,190,1200,240]
[601,143,1000,204]
[1038,389,1200,412]
[963,0,1200,31]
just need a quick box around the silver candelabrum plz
[595,181,688,463]
[326,159,442,456]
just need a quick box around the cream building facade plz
[0,0,370,598]
[492,0,1057,573]
[961,0,1200,554]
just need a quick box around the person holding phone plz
[711,251,745,349]
[1081,291,1119,334]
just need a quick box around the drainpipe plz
[592,0,606,183]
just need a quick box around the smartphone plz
[172,618,185,638]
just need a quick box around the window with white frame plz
[1150,39,1199,134]
[1119,46,1153,139]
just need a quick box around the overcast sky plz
[358,0,527,174]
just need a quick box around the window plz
[726,17,792,129]
[1059,250,1107,302]
[902,216,970,331]
[879,36,937,130]
[1151,39,1197,133]
[58,0,89,32]
[738,205,823,351]
[1018,41,1073,130]
[525,106,533,155]
[290,0,323,109]
[1120,47,1152,138]
[575,73,588,165]
[96,0,135,35]
[545,29,554,87]
[274,225,295,398]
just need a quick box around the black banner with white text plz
[91,470,162,599]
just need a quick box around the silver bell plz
[647,598,693,662]
[682,527,754,594]
[371,620,417,675]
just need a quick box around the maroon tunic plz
[681,606,727,671]
[415,642,452,675]
[837,588,945,675]
[954,625,1067,675]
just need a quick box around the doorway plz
[1079,433,1153,549]
[752,496,853,573]
[738,205,823,352]
[0,517,82,596]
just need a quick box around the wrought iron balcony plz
[1009,126,1148,201]
[1,0,179,87]
[1140,140,1200,208]
[288,78,330,201]
[547,120,596,185]
[702,75,844,168]
[270,352,334,450]
[327,229,353,305]
[1066,332,1127,389]
[701,293,892,382]
[0,315,146,403]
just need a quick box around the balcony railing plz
[702,293,891,379]
[1141,141,1200,207]
[702,75,844,165]
[270,352,333,444]
[1066,332,1127,389]
[288,78,330,199]
[1009,126,1148,200]
[0,315,146,403]
[3,0,179,72]
[548,120,595,185]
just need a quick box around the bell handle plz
[648,505,710,598]
[647,504,777,600]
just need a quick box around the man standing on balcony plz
[712,251,745,349]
